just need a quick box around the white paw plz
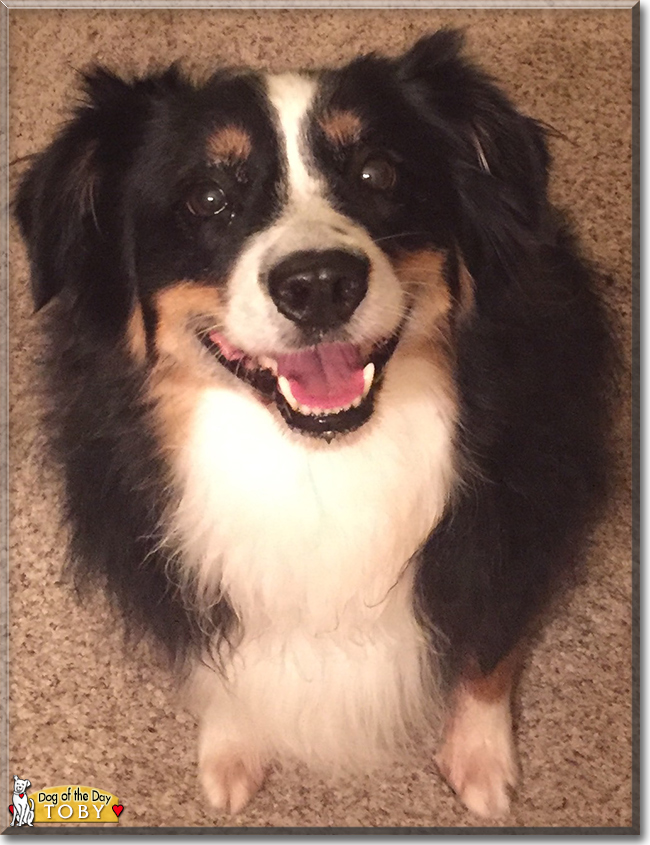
[437,740,517,818]
[200,752,266,814]
[436,697,518,819]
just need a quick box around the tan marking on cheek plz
[126,303,147,362]
[148,282,226,454]
[391,249,457,404]
[154,282,224,359]
[208,126,252,163]
[394,248,476,330]
[393,249,452,326]
[319,109,364,147]
[147,363,206,458]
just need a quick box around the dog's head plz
[13,777,30,794]
[16,30,549,440]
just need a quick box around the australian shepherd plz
[15,30,612,819]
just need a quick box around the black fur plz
[418,221,613,675]
[15,31,613,680]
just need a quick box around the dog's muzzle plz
[201,248,404,441]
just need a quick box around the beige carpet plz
[7,7,634,831]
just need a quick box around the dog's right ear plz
[15,66,185,321]
[15,69,131,312]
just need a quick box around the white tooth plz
[362,362,375,397]
[351,396,362,408]
[277,376,299,411]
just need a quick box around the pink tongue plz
[276,343,365,409]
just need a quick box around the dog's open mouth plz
[199,328,402,439]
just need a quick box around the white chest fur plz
[173,349,457,766]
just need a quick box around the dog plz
[15,30,612,819]
[10,777,35,827]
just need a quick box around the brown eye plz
[186,184,228,217]
[359,156,397,192]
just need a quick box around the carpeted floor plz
[7,7,634,831]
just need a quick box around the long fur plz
[15,29,614,800]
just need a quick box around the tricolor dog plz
[16,31,612,818]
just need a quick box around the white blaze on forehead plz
[223,71,406,357]
[266,72,321,202]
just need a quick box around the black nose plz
[267,249,370,331]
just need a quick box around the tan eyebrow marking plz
[319,109,364,147]
[207,125,252,163]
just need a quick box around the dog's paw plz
[200,752,266,814]
[436,698,518,819]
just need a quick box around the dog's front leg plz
[436,647,523,819]
[195,680,268,815]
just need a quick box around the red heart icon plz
[112,804,124,818]
[8,806,13,815]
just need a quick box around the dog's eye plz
[186,184,229,217]
[358,155,397,192]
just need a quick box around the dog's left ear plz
[396,30,550,280]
